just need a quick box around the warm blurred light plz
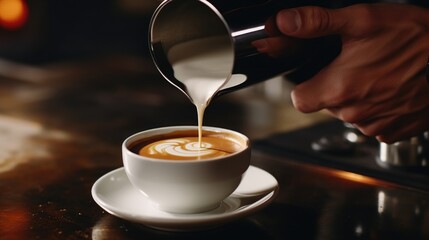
[0,0,28,30]
[0,207,30,239]
[333,170,382,185]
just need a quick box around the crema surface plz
[138,136,241,160]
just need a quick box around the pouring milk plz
[168,36,246,147]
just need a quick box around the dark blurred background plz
[0,0,155,64]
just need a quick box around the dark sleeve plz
[341,0,429,8]
[412,0,429,8]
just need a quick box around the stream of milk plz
[168,36,246,146]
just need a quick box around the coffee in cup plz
[130,129,244,160]
[122,126,250,214]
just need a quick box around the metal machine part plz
[378,132,429,169]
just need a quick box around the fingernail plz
[278,10,301,33]
[251,39,268,52]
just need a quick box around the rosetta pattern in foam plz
[143,138,228,160]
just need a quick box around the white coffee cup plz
[122,126,251,214]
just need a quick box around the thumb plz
[276,6,349,38]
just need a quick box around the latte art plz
[139,136,240,160]
[150,139,217,156]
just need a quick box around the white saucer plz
[91,165,279,231]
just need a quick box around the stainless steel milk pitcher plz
[148,0,342,101]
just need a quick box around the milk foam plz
[168,37,246,145]
[168,36,234,106]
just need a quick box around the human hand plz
[255,3,429,143]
